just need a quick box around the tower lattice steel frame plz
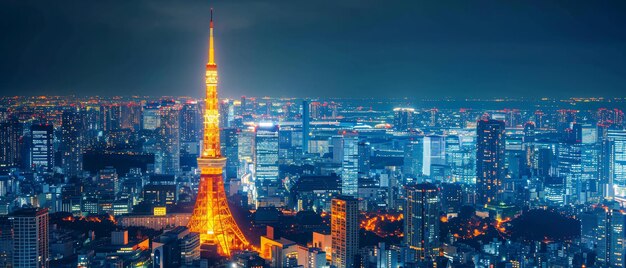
[187,9,249,256]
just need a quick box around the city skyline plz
[3,2,626,268]
[2,1,626,99]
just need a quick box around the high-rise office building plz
[331,195,359,268]
[581,124,600,203]
[278,126,303,165]
[101,104,122,132]
[303,100,310,154]
[310,101,337,120]
[0,216,11,267]
[255,122,279,182]
[97,167,119,199]
[180,231,201,266]
[61,108,83,178]
[221,128,240,180]
[476,119,506,205]
[342,134,359,197]
[81,106,102,148]
[331,136,344,165]
[120,102,141,131]
[595,207,626,267]
[358,141,371,179]
[557,125,583,204]
[219,99,231,128]
[393,108,415,131]
[556,109,577,133]
[595,206,610,265]
[440,183,462,214]
[554,123,601,204]
[423,135,445,177]
[240,96,249,115]
[30,124,54,172]
[505,133,525,179]
[428,108,439,127]
[405,183,440,261]
[611,210,626,267]
[155,102,180,175]
[142,103,161,130]
[608,130,626,197]
[11,208,49,268]
[445,134,476,184]
[181,102,201,143]
[600,133,615,199]
[238,127,255,177]
[404,138,424,179]
[0,119,23,170]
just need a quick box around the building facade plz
[11,208,49,268]
[476,119,506,205]
[331,196,359,268]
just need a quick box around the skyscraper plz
[358,141,371,179]
[600,134,615,199]
[608,130,626,197]
[11,208,49,268]
[595,207,626,267]
[393,108,415,131]
[30,124,54,172]
[219,99,231,128]
[155,102,181,175]
[331,195,359,268]
[97,167,119,199]
[403,137,424,179]
[476,119,506,205]
[610,210,626,267]
[0,119,23,170]
[405,183,440,261]
[342,134,359,197]
[142,103,161,130]
[101,104,122,132]
[238,127,256,177]
[423,135,445,177]
[181,101,201,143]
[302,100,310,154]
[187,11,249,256]
[445,134,476,184]
[595,206,610,265]
[120,102,141,131]
[61,108,83,178]
[278,126,302,165]
[255,122,279,182]
[580,124,600,203]
[221,128,240,180]
[81,106,102,148]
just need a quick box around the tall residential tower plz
[331,195,359,268]
[476,119,506,205]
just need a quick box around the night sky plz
[1,0,625,99]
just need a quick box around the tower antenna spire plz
[208,8,215,64]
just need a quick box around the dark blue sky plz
[1,0,625,98]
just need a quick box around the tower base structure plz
[188,157,249,256]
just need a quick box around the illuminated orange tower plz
[187,9,249,256]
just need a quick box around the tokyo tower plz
[187,9,249,256]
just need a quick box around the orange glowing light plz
[494,217,511,234]
[187,10,250,257]
[359,213,404,238]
